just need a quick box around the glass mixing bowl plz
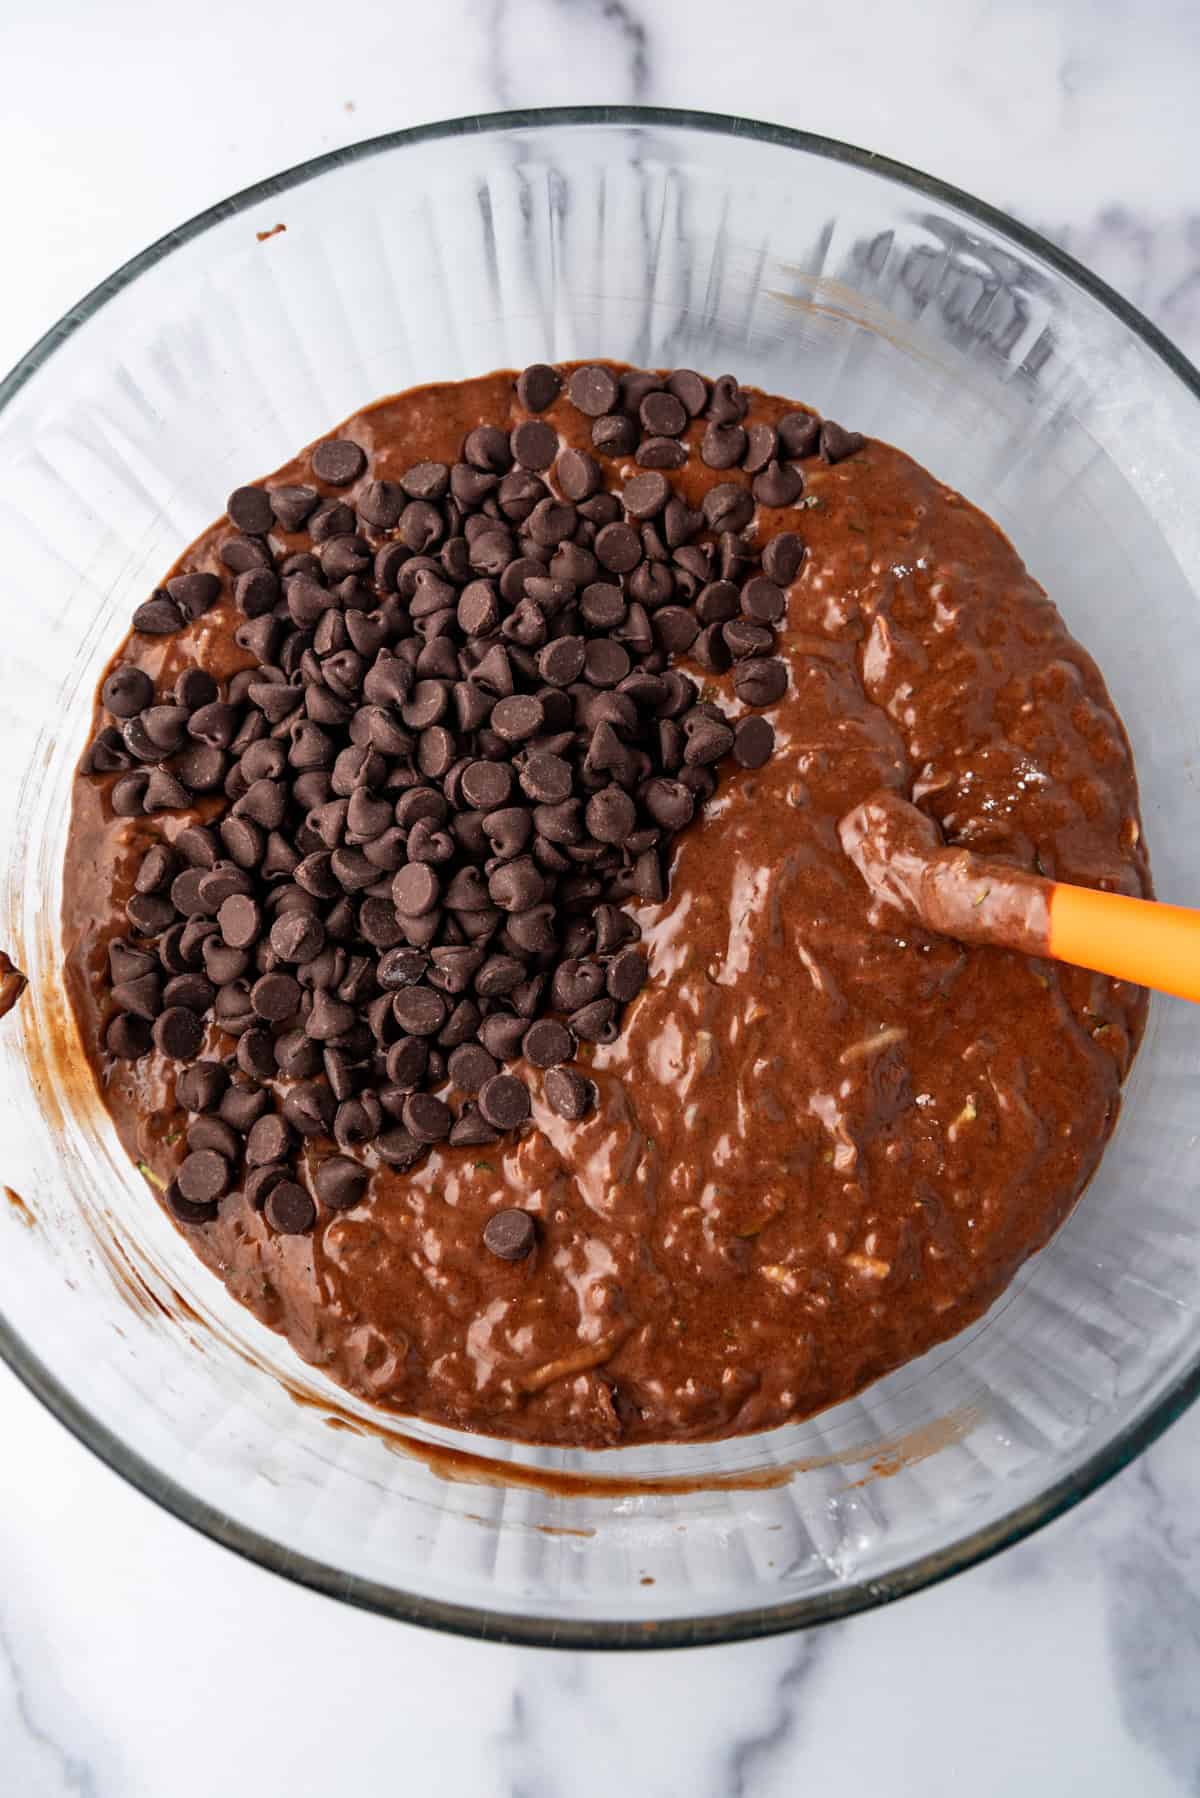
[2,108,1199,1650]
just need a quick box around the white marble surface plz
[2,2,1200,1792]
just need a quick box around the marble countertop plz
[3,2,1199,1792]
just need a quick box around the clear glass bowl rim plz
[4,104,1199,1652]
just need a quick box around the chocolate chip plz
[667,369,709,417]
[640,391,687,438]
[522,1019,574,1067]
[702,484,755,534]
[402,1093,452,1143]
[144,770,192,813]
[227,486,273,534]
[252,972,301,1021]
[385,1036,429,1090]
[490,694,544,743]
[723,619,775,660]
[164,1182,218,1226]
[488,857,544,912]
[634,848,665,901]
[376,1128,424,1170]
[85,726,132,773]
[606,947,647,1002]
[516,364,561,412]
[477,1013,527,1063]
[237,1027,277,1080]
[305,987,356,1039]
[133,595,184,635]
[623,471,670,519]
[162,972,214,1012]
[701,422,747,470]
[482,1208,536,1260]
[178,1149,231,1203]
[741,423,777,476]
[335,1092,384,1147]
[519,752,573,804]
[478,1073,531,1130]
[204,943,247,986]
[820,421,865,463]
[245,1165,288,1210]
[592,413,639,458]
[312,439,367,486]
[733,657,788,707]
[152,1006,203,1060]
[102,665,153,717]
[652,607,699,656]
[391,986,447,1036]
[778,412,821,458]
[393,863,440,916]
[568,365,619,417]
[511,421,558,472]
[446,1106,498,1148]
[357,479,406,529]
[110,764,152,810]
[107,1012,151,1059]
[761,532,805,586]
[640,776,693,830]
[134,844,177,897]
[400,462,449,503]
[220,1084,270,1133]
[270,910,325,963]
[220,535,271,575]
[175,1061,229,1112]
[246,1113,293,1167]
[447,1043,498,1092]
[585,785,636,843]
[544,1066,595,1121]
[283,1082,335,1137]
[556,447,603,501]
[167,572,222,618]
[271,484,320,531]
[741,577,786,624]
[378,947,429,990]
[176,669,219,713]
[550,959,606,1011]
[733,716,775,768]
[187,702,239,749]
[125,886,171,931]
[264,1181,316,1234]
[692,623,732,674]
[583,639,631,688]
[218,893,261,949]
[708,375,747,424]
[315,1156,369,1211]
[275,1030,322,1079]
[571,997,616,1041]
[636,438,688,471]
[752,461,804,507]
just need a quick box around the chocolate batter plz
[63,369,1148,1446]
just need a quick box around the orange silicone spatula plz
[1048,885,1200,1003]
[840,789,1199,1003]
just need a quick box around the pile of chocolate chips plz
[83,363,863,1238]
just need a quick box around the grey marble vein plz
[0,1608,100,1798]
[1037,208,1200,361]
[485,0,651,111]
[721,1636,825,1798]
[495,1684,556,1798]
[1105,1454,1200,1794]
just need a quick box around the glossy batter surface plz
[63,369,1148,1446]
